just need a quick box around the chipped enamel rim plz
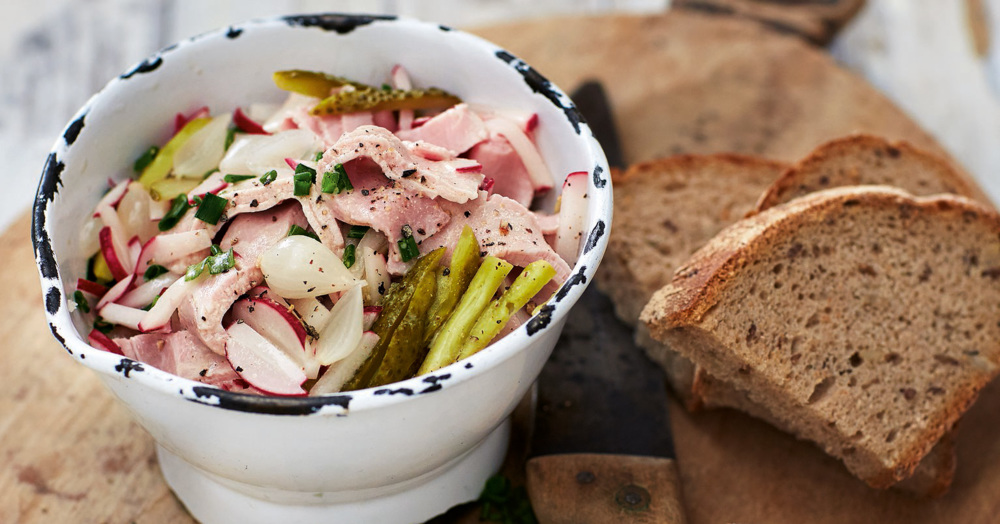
[33,13,611,416]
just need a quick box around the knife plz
[522,80,688,524]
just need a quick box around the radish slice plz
[175,106,209,135]
[149,198,171,221]
[225,322,307,396]
[485,117,554,193]
[138,276,198,332]
[289,297,331,332]
[173,113,232,178]
[127,237,142,269]
[99,226,130,281]
[95,179,131,211]
[135,229,212,276]
[259,236,362,299]
[98,302,145,331]
[88,330,123,355]
[391,64,415,130]
[363,306,381,331]
[219,129,320,176]
[310,285,363,366]
[77,278,108,297]
[230,294,317,379]
[310,331,379,395]
[555,171,588,265]
[96,274,135,310]
[186,171,229,203]
[233,107,269,135]
[118,273,177,309]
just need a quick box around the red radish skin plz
[88,330,124,355]
[479,177,495,196]
[128,236,142,269]
[96,274,136,310]
[99,226,130,281]
[175,106,209,135]
[525,113,538,133]
[138,277,198,332]
[225,322,307,396]
[285,158,298,169]
[118,274,176,309]
[233,107,269,135]
[77,278,109,297]
[456,164,483,174]
[95,179,131,213]
[230,295,308,353]
[362,306,381,331]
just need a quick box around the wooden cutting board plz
[4,11,1000,524]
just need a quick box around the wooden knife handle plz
[526,453,688,524]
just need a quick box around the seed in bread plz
[641,186,1000,488]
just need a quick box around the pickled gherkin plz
[458,260,556,360]
[272,69,371,99]
[417,256,513,375]
[423,226,481,346]
[341,248,444,391]
[311,87,461,116]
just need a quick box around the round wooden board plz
[7,12,1000,524]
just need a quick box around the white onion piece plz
[259,236,362,299]
[173,113,232,178]
[138,276,198,332]
[310,285,363,366]
[135,229,212,275]
[79,215,102,257]
[225,322,307,396]
[554,171,588,265]
[117,182,158,243]
[362,249,390,306]
[97,179,131,210]
[98,302,145,331]
[118,273,177,309]
[219,129,319,175]
[96,274,135,310]
[309,331,379,396]
[289,297,332,332]
[485,116,554,192]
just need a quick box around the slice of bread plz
[755,134,992,211]
[674,0,866,45]
[641,186,1000,488]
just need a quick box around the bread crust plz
[642,186,1000,487]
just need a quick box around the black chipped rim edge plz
[34,13,612,416]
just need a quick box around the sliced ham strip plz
[177,264,264,355]
[421,192,572,283]
[114,331,244,390]
[319,126,484,204]
[395,103,488,155]
[220,201,308,265]
[341,112,374,134]
[467,133,535,207]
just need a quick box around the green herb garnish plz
[397,225,420,262]
[73,290,90,314]
[294,171,314,196]
[342,244,356,268]
[260,169,277,185]
[224,174,255,183]
[314,151,324,162]
[93,319,114,334]
[143,264,169,281]
[185,259,206,281]
[287,224,319,242]
[158,194,191,231]
[133,145,159,173]
[194,193,228,225]
[207,248,235,275]
[321,163,352,194]
[347,225,369,239]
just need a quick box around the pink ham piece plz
[395,103,488,155]
[421,192,572,283]
[467,133,535,207]
[319,126,484,204]
[114,331,244,390]
[219,201,308,264]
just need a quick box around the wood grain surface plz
[7,12,1000,524]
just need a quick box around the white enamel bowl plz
[33,14,611,524]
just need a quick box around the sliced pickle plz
[311,87,461,116]
[272,70,371,99]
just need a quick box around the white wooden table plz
[3,0,999,231]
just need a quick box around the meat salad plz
[73,67,587,396]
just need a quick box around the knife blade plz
[522,81,688,524]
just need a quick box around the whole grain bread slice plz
[641,186,1000,488]
[754,134,992,211]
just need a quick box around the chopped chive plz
[194,193,228,225]
[133,145,159,173]
[143,264,169,281]
[225,127,237,151]
[207,248,235,275]
[295,162,317,179]
[158,194,191,231]
[209,244,222,256]
[185,259,206,281]
[93,319,114,334]
[74,290,91,313]
[321,170,338,194]
[293,171,313,196]
[347,225,369,239]
[224,174,255,183]
[381,83,392,92]
[314,151,324,162]
[342,244,356,268]
[397,225,420,262]
[260,169,277,185]
[321,163,352,194]
[191,195,203,207]
[287,224,320,242]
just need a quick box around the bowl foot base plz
[157,418,511,524]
